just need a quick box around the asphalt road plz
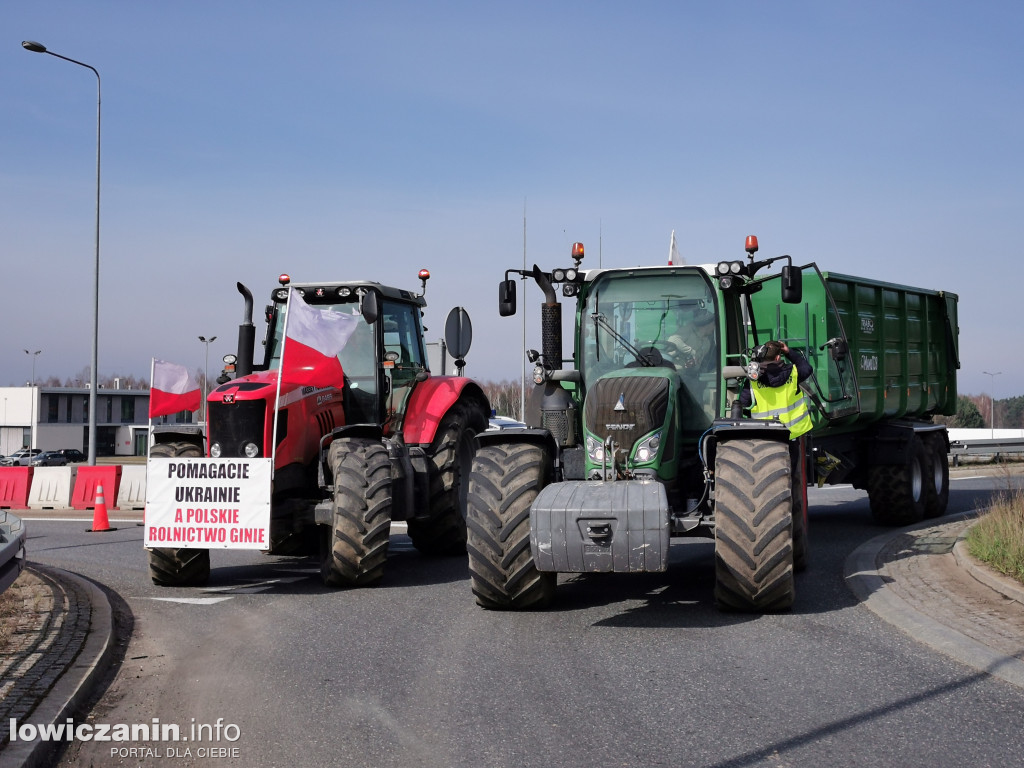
[22,469,1024,768]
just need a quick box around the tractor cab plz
[260,275,429,433]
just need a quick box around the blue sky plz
[2,1,1021,398]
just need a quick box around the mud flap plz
[530,480,670,573]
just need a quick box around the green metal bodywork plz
[567,261,959,481]
[748,265,959,435]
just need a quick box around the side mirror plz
[499,279,517,316]
[360,291,379,324]
[781,265,802,304]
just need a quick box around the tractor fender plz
[403,376,489,445]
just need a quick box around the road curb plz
[0,565,114,768]
[844,511,1024,691]
[952,531,1024,607]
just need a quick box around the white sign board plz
[144,458,273,550]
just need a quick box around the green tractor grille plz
[584,375,669,450]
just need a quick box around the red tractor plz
[147,272,489,587]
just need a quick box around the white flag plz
[669,230,684,265]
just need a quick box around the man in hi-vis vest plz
[737,340,813,438]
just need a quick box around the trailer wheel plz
[714,438,795,612]
[408,398,486,556]
[867,436,927,526]
[148,441,211,587]
[320,437,392,587]
[466,442,556,610]
[921,433,949,519]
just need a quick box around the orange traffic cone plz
[87,484,116,533]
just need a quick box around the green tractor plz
[466,237,958,612]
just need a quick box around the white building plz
[0,385,196,458]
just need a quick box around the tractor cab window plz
[380,300,426,431]
[265,295,365,373]
[266,293,381,424]
[581,270,720,426]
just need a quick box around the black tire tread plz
[714,438,795,612]
[466,442,555,610]
[867,436,927,526]
[320,438,392,587]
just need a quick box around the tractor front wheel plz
[466,442,556,610]
[148,441,211,587]
[320,437,392,587]
[714,438,795,612]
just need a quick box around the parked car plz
[31,451,66,467]
[487,415,527,431]
[55,449,86,464]
[0,448,43,466]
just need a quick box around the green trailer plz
[466,237,959,612]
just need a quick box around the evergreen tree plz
[950,396,985,428]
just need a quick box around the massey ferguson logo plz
[223,393,236,404]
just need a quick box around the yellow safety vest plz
[750,365,813,439]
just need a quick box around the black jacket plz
[738,347,813,410]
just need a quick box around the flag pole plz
[148,357,155,452]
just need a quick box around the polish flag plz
[282,293,360,387]
[149,359,202,418]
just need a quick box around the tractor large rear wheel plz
[867,435,928,526]
[148,441,211,587]
[466,442,556,610]
[320,437,392,587]
[408,399,486,556]
[714,438,795,612]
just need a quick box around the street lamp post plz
[24,349,40,450]
[22,40,101,466]
[198,336,217,422]
[983,370,1002,439]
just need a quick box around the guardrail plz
[0,510,27,595]
[950,437,1024,456]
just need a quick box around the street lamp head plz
[22,41,48,53]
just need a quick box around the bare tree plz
[480,379,522,421]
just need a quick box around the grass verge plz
[0,578,21,652]
[966,487,1024,586]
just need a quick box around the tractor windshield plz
[580,270,721,422]
[265,296,375,391]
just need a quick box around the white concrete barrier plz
[117,464,148,510]
[27,467,78,509]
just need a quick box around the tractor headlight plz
[243,442,260,459]
[210,442,222,458]
[633,432,661,463]
[586,435,605,463]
